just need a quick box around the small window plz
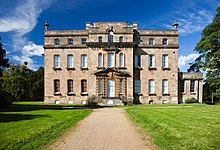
[135,55,141,68]
[81,54,87,68]
[98,78,102,93]
[98,36,102,43]
[149,79,155,94]
[81,80,87,93]
[119,53,124,67]
[162,38,168,45]
[67,54,74,68]
[108,53,114,68]
[98,53,103,67]
[82,38,87,44]
[149,55,155,68]
[54,55,60,68]
[54,79,60,93]
[180,80,185,93]
[162,54,168,68]
[108,33,114,43]
[162,79,168,94]
[134,80,141,94]
[54,39,60,45]
[149,38,155,45]
[119,36,123,43]
[68,39,73,45]
[67,79,73,93]
[190,80,195,92]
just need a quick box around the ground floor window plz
[81,80,87,93]
[54,79,60,93]
[67,79,73,93]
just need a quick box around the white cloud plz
[178,53,200,71]
[22,43,44,57]
[13,55,40,71]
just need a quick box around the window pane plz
[54,39,60,45]
[119,53,124,67]
[135,80,141,94]
[67,55,73,68]
[98,36,102,43]
[190,80,195,92]
[68,80,73,93]
[119,36,123,43]
[54,80,60,93]
[149,38,154,45]
[135,55,141,67]
[81,54,87,68]
[68,39,73,45]
[162,38,168,45]
[82,38,87,44]
[98,53,103,67]
[149,55,155,67]
[54,55,60,68]
[108,53,114,67]
[98,78,102,93]
[120,79,123,93]
[162,79,168,94]
[81,80,87,93]
[162,55,168,68]
[149,80,155,94]
[108,34,114,43]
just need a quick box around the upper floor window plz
[68,39,73,45]
[148,55,155,68]
[54,39,60,45]
[162,79,168,94]
[162,54,168,68]
[149,79,155,94]
[67,54,74,68]
[108,32,114,43]
[82,38,87,44]
[180,80,185,93]
[98,36,102,43]
[135,55,141,68]
[119,36,123,43]
[162,38,168,45]
[108,53,114,67]
[54,79,60,93]
[134,80,141,94]
[81,54,87,68]
[98,53,103,67]
[149,38,155,45]
[190,80,195,93]
[54,55,60,68]
[67,79,73,93]
[81,79,87,93]
[119,53,124,67]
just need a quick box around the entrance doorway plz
[107,79,115,97]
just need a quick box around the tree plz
[190,6,220,100]
[0,37,9,77]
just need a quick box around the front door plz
[107,79,115,97]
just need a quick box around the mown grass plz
[0,102,92,150]
[126,104,220,150]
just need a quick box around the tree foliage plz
[190,6,220,99]
[0,38,9,77]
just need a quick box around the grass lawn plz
[126,104,220,150]
[0,102,92,150]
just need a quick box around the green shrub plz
[0,90,15,108]
[185,97,198,103]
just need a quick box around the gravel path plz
[48,108,156,150]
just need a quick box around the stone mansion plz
[43,21,203,104]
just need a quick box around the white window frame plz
[81,54,87,68]
[135,55,141,68]
[149,55,155,68]
[162,79,168,94]
[149,79,155,94]
[134,80,141,94]
[108,53,114,68]
[119,53,124,67]
[162,54,168,68]
[67,54,74,68]
[54,55,60,68]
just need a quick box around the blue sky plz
[0,0,219,70]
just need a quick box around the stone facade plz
[44,21,202,104]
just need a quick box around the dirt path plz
[48,108,156,150]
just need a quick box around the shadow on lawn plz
[0,114,46,123]
[0,104,106,112]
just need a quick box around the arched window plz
[162,38,168,45]
[149,38,155,45]
[98,53,103,67]
[67,54,74,68]
[119,53,124,67]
